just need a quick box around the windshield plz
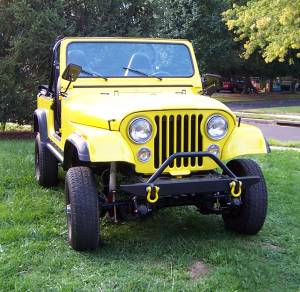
[66,42,194,78]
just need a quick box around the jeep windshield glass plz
[81,68,108,81]
[67,42,194,78]
[123,66,162,80]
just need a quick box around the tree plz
[63,0,156,37]
[0,0,69,129]
[0,0,156,129]
[154,0,250,75]
[223,0,300,63]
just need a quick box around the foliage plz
[0,0,155,128]
[223,0,300,63]
[154,0,300,77]
[0,140,299,290]
[155,0,243,74]
[1,0,300,127]
[63,0,156,37]
[0,0,69,128]
[0,59,17,131]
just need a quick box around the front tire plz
[35,133,58,187]
[222,159,268,234]
[65,167,100,251]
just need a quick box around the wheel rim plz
[66,203,72,242]
[66,186,73,242]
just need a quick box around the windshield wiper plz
[123,67,162,81]
[81,68,108,81]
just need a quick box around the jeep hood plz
[66,92,234,130]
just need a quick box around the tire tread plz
[35,133,58,187]
[66,167,99,251]
[223,159,268,234]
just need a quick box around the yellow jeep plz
[34,37,269,251]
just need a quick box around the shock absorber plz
[108,162,117,223]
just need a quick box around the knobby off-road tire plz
[222,159,268,235]
[35,133,58,187]
[65,167,100,251]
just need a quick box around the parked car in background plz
[221,78,258,94]
[221,79,244,93]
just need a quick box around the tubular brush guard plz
[120,152,260,200]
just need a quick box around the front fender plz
[66,133,90,161]
[221,123,268,161]
[67,123,135,164]
[33,109,48,143]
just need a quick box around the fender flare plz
[65,133,90,162]
[33,109,48,143]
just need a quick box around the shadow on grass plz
[41,168,262,269]
[75,207,255,267]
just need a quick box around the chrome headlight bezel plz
[137,147,152,162]
[206,114,228,140]
[128,117,153,144]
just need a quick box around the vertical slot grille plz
[154,114,203,169]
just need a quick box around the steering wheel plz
[151,71,171,77]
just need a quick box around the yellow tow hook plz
[146,185,160,204]
[229,180,242,198]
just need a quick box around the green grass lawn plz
[243,106,300,116]
[213,92,300,103]
[268,139,300,148]
[234,112,296,121]
[0,140,299,291]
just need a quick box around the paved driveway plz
[225,98,300,141]
[243,120,300,141]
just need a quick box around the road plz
[224,98,300,141]
[243,120,300,141]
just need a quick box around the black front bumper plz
[120,175,259,197]
[120,152,260,199]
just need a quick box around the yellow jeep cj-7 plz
[34,37,269,251]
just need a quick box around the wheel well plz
[34,115,38,133]
[64,141,80,170]
[33,110,48,142]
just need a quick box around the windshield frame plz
[66,41,195,79]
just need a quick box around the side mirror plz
[61,64,81,93]
[62,64,81,82]
[202,73,222,96]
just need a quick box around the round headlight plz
[137,147,151,162]
[206,115,228,140]
[128,118,152,144]
[207,144,220,156]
